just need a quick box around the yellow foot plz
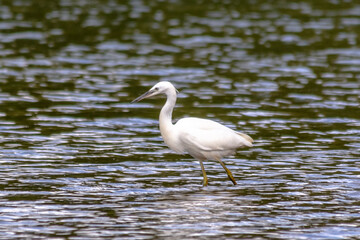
[203,179,208,187]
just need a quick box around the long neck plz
[159,90,176,135]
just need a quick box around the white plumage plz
[132,81,253,186]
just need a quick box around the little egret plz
[132,81,253,186]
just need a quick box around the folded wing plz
[175,117,253,156]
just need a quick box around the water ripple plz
[0,0,360,239]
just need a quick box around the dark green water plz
[1,0,360,239]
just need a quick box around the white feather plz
[133,81,254,185]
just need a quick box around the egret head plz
[132,81,178,103]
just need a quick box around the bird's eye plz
[154,87,159,91]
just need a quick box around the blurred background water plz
[0,0,360,239]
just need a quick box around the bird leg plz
[216,157,237,185]
[199,159,208,186]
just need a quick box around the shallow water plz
[1,0,360,239]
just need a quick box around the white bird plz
[132,81,253,186]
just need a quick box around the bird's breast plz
[159,124,185,154]
[161,132,185,154]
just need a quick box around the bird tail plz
[236,132,254,147]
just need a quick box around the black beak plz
[131,89,155,103]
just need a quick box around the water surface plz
[0,0,360,239]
